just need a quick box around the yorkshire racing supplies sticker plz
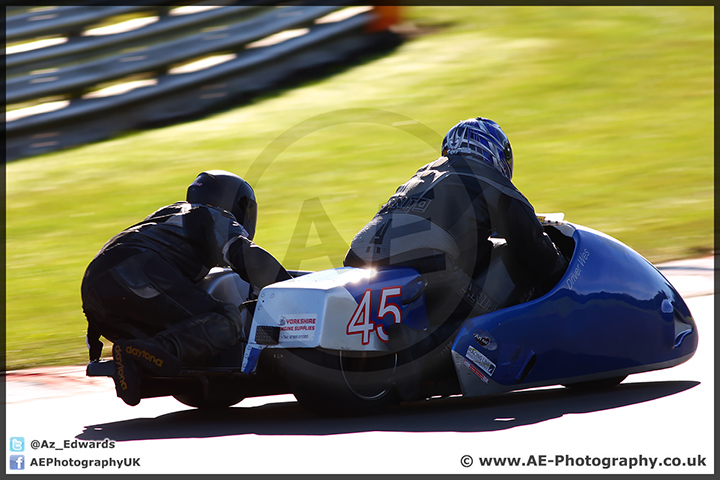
[279,314,317,342]
[466,345,496,376]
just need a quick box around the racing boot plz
[115,338,181,377]
[153,304,246,366]
[112,342,141,406]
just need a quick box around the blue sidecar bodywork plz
[451,221,698,397]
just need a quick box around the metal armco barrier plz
[5,4,402,161]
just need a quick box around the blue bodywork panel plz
[452,223,698,395]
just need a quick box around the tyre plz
[172,378,245,409]
[563,375,627,391]
[285,348,401,416]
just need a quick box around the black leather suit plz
[82,201,290,364]
[344,154,568,328]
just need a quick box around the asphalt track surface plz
[5,256,715,475]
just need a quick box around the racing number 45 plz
[347,287,402,344]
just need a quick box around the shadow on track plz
[77,380,698,442]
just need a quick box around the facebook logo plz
[9,437,24,452]
[10,455,25,470]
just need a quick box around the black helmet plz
[187,170,257,240]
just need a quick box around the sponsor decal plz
[463,359,489,384]
[472,330,497,351]
[113,344,128,392]
[565,248,590,290]
[466,345,496,376]
[125,345,164,368]
[379,195,432,214]
[279,314,317,342]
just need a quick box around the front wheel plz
[172,378,245,409]
[285,348,401,416]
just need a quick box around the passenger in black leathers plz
[344,118,568,377]
[82,170,290,405]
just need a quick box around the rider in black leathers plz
[344,117,568,378]
[82,170,290,405]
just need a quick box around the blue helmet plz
[441,117,514,180]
